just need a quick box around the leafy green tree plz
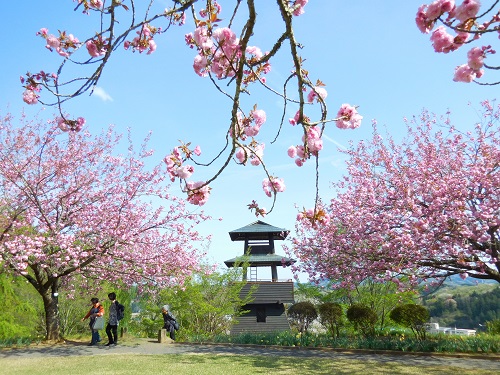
[287,301,318,334]
[0,273,39,340]
[390,304,429,340]
[130,265,253,339]
[318,302,343,338]
[348,278,417,331]
[346,304,377,338]
[486,319,500,335]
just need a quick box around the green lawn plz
[0,354,495,375]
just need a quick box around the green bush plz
[318,302,343,338]
[346,304,377,337]
[287,302,318,334]
[390,304,429,340]
[486,319,500,335]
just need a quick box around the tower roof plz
[229,220,290,241]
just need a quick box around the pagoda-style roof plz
[229,220,290,241]
[224,254,296,268]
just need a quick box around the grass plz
[0,353,496,375]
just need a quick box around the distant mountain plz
[443,275,497,287]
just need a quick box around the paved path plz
[1,338,499,372]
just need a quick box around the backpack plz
[173,320,180,331]
[116,302,125,321]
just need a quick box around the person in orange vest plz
[81,297,105,346]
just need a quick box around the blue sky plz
[0,1,497,281]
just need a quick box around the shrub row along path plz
[1,338,499,372]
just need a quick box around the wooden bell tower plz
[224,220,295,334]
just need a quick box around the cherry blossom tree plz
[0,113,209,341]
[416,0,499,84]
[19,0,362,215]
[291,101,500,289]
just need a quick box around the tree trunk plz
[41,282,61,341]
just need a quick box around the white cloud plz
[92,86,113,102]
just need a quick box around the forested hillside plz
[421,283,499,330]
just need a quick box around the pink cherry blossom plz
[416,5,435,33]
[246,46,263,59]
[177,165,194,179]
[304,126,323,154]
[193,54,209,77]
[0,114,209,340]
[46,35,61,50]
[291,102,500,288]
[427,0,455,20]
[212,27,237,45]
[430,26,455,53]
[453,64,477,82]
[289,110,300,126]
[467,46,485,69]
[86,40,106,57]
[22,90,39,105]
[335,104,363,129]
[251,109,266,126]
[186,181,211,206]
[250,143,265,166]
[148,39,157,55]
[235,148,246,163]
[292,0,309,16]
[454,0,481,23]
[37,28,48,37]
[124,25,158,54]
[193,27,213,50]
[307,86,328,103]
[262,176,286,197]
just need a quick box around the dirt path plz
[1,338,499,372]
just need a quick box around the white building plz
[425,323,476,336]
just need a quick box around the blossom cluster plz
[56,116,86,132]
[335,104,363,130]
[287,84,362,168]
[163,144,210,206]
[290,0,309,16]
[231,107,267,141]
[296,206,331,227]
[287,126,322,167]
[185,3,271,83]
[124,24,159,55]
[76,0,103,13]
[416,0,497,83]
[37,28,80,58]
[86,35,109,57]
[20,71,58,105]
[262,176,286,197]
[236,140,265,166]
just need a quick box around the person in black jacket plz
[105,292,119,346]
[161,305,177,340]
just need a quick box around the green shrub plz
[318,302,343,338]
[390,304,429,340]
[287,302,318,334]
[346,304,377,337]
[486,319,500,335]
